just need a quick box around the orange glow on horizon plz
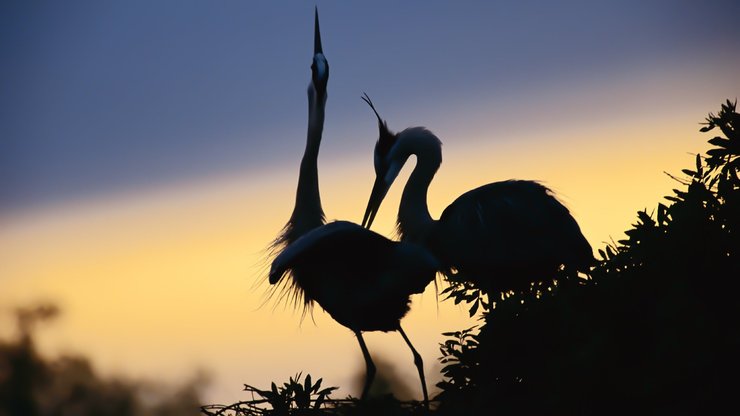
[0,91,722,403]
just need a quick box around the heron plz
[270,221,438,405]
[267,10,436,406]
[360,94,594,296]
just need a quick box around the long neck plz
[289,93,326,242]
[397,135,441,243]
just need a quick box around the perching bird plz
[360,94,594,295]
[269,221,438,405]
[267,11,436,406]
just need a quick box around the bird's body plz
[270,221,438,332]
[428,180,593,292]
[361,98,593,294]
[267,12,433,405]
[271,207,436,404]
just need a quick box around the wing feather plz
[435,180,592,273]
[270,220,389,283]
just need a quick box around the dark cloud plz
[2,1,738,212]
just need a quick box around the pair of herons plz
[267,9,593,408]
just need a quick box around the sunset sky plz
[1,0,739,404]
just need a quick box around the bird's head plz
[311,7,329,100]
[361,93,403,229]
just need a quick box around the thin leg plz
[398,325,429,408]
[354,331,376,400]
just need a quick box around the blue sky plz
[2,0,739,213]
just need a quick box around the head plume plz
[361,93,397,165]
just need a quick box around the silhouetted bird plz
[360,94,594,295]
[270,221,438,405]
[268,11,436,406]
[270,9,328,258]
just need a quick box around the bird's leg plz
[398,326,429,409]
[354,331,376,400]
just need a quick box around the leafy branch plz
[201,373,337,416]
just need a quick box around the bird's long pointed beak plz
[311,7,328,99]
[314,7,323,55]
[362,176,389,229]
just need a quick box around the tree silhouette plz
[0,304,206,416]
[435,99,739,414]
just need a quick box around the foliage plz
[201,373,337,416]
[0,304,206,416]
[436,327,478,395]
[435,99,739,414]
[201,373,429,416]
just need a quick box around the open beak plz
[362,175,390,229]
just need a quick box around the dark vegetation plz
[204,100,738,415]
[0,304,206,416]
[434,104,739,414]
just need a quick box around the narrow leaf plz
[468,300,480,317]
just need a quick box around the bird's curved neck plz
[398,136,441,243]
[290,94,326,240]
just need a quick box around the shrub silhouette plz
[435,99,739,414]
[0,304,206,416]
